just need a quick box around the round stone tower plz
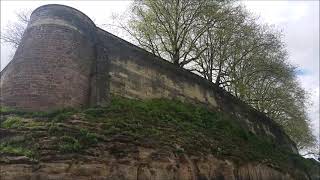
[0,4,97,111]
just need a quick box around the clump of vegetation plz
[1,116,23,129]
[0,135,37,159]
[0,143,34,157]
[52,111,75,122]
[48,122,62,135]
[58,129,98,153]
[78,129,98,147]
[59,136,82,153]
[24,120,46,129]
[83,107,106,120]
[1,116,47,130]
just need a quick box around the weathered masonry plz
[0,4,298,153]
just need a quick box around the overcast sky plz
[1,1,319,143]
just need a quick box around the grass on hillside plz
[0,96,317,175]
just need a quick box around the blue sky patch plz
[295,68,312,76]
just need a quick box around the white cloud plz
[243,1,309,24]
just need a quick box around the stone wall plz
[96,29,217,108]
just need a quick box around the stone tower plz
[1,4,97,111]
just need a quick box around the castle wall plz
[96,29,217,108]
[0,5,97,111]
[0,4,297,153]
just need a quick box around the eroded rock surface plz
[1,98,319,180]
[0,148,310,180]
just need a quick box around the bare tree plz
[123,0,231,67]
[1,9,31,48]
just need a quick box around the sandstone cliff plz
[0,97,319,179]
[0,151,311,180]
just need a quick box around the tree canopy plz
[124,0,316,151]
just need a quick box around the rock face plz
[1,98,319,180]
[0,148,303,180]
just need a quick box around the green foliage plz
[0,133,39,160]
[78,128,98,147]
[24,120,46,129]
[0,143,34,158]
[1,116,23,128]
[0,106,28,116]
[48,122,62,135]
[58,129,98,153]
[59,136,82,153]
[1,116,47,130]
[0,106,16,113]
[53,111,75,122]
[83,107,106,120]
[100,96,274,158]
